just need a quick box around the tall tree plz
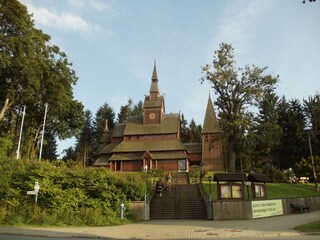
[180,114,189,142]
[201,43,279,172]
[303,94,320,157]
[75,110,94,168]
[61,146,77,161]
[41,132,58,160]
[188,119,202,143]
[117,99,144,123]
[276,98,306,169]
[255,91,281,163]
[131,100,143,116]
[117,99,133,123]
[0,0,84,158]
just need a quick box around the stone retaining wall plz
[212,196,320,220]
[131,197,320,221]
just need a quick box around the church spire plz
[203,94,221,134]
[150,61,160,100]
[151,60,158,81]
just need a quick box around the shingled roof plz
[123,114,179,135]
[214,173,247,182]
[111,123,126,138]
[112,139,186,153]
[247,173,269,182]
[184,143,202,153]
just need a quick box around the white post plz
[16,105,26,159]
[34,181,40,204]
[39,103,48,160]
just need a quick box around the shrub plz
[0,158,148,226]
[261,164,287,183]
[189,165,201,182]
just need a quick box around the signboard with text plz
[252,199,283,219]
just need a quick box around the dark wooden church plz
[93,64,225,172]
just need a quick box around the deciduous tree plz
[201,43,279,172]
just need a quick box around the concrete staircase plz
[150,172,207,219]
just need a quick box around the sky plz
[19,0,320,157]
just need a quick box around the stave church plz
[93,64,225,172]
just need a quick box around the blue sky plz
[19,0,320,156]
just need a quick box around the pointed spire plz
[151,60,158,81]
[203,94,221,134]
[150,61,160,99]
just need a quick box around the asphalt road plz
[1,210,320,240]
[1,234,320,240]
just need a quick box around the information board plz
[252,199,283,219]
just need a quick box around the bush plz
[261,164,287,183]
[0,158,148,226]
[189,165,201,182]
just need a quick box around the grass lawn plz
[294,220,320,232]
[267,183,320,199]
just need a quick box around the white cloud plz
[68,0,114,13]
[20,0,103,33]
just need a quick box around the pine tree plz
[76,110,94,167]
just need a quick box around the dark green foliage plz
[294,156,320,182]
[189,165,201,182]
[61,146,77,161]
[0,158,148,226]
[0,0,84,159]
[276,98,307,169]
[180,114,189,143]
[117,99,144,123]
[188,119,202,143]
[75,110,94,167]
[261,164,287,183]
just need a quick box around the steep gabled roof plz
[202,95,221,134]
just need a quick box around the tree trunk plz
[0,98,13,121]
[228,139,236,172]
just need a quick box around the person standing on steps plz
[166,173,172,191]
[155,179,164,197]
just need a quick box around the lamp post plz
[208,176,212,196]
[16,105,26,159]
[305,126,319,191]
[39,103,48,160]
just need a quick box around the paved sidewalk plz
[0,211,320,239]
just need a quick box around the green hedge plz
[0,158,148,226]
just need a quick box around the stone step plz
[150,179,207,219]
